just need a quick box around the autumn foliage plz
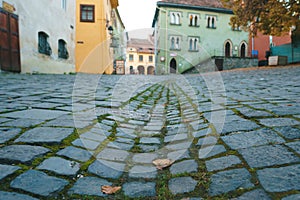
[221,0,300,36]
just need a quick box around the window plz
[171,13,176,24]
[240,43,247,58]
[58,39,69,59]
[176,38,180,49]
[189,14,199,26]
[171,37,175,49]
[80,5,95,22]
[149,55,153,62]
[129,54,134,61]
[170,36,181,50]
[232,24,242,31]
[225,41,232,57]
[61,0,67,10]
[188,37,199,51]
[139,55,143,62]
[176,13,181,24]
[170,12,181,25]
[207,16,217,28]
[38,32,51,56]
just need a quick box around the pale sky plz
[118,0,159,31]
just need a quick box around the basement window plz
[58,39,69,59]
[38,32,52,56]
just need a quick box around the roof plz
[127,38,154,54]
[158,0,224,9]
[152,0,233,27]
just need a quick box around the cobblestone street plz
[0,66,299,199]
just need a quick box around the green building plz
[152,0,255,74]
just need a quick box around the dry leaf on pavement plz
[101,185,121,194]
[152,158,174,170]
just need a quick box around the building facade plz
[152,0,252,74]
[0,0,76,74]
[111,9,127,74]
[250,27,300,64]
[75,0,119,74]
[126,37,155,75]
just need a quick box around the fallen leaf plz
[152,159,174,170]
[101,185,121,194]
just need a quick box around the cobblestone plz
[257,164,300,192]
[10,170,69,197]
[168,177,197,195]
[0,66,300,199]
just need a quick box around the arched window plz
[171,37,175,49]
[171,13,176,24]
[225,41,231,57]
[137,66,145,75]
[176,13,180,24]
[212,17,215,28]
[58,39,69,59]
[38,31,51,55]
[207,17,211,28]
[194,39,198,50]
[189,39,193,50]
[176,37,180,49]
[190,15,193,26]
[194,16,198,26]
[130,66,134,74]
[240,43,247,58]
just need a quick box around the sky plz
[118,0,159,32]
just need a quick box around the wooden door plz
[0,8,21,72]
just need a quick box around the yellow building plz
[126,37,155,75]
[76,0,118,74]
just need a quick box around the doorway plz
[0,8,21,72]
[170,58,177,74]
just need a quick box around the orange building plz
[76,0,119,74]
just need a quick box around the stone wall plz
[214,57,258,71]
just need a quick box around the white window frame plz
[170,12,181,25]
[189,14,200,26]
[206,15,217,28]
[61,0,67,11]
[170,36,181,50]
[188,37,199,51]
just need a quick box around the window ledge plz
[188,50,199,52]
[170,23,182,26]
[207,26,217,29]
[170,48,181,51]
[189,25,200,28]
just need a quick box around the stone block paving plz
[0,67,299,199]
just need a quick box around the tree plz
[221,0,300,36]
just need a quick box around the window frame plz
[170,36,181,50]
[38,32,52,56]
[58,39,69,59]
[149,55,153,63]
[61,0,67,11]
[80,4,95,23]
[189,14,200,27]
[188,37,199,52]
[139,55,143,62]
[129,54,134,62]
[206,15,217,29]
[170,11,181,25]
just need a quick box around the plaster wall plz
[4,0,76,74]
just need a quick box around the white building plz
[0,0,75,74]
